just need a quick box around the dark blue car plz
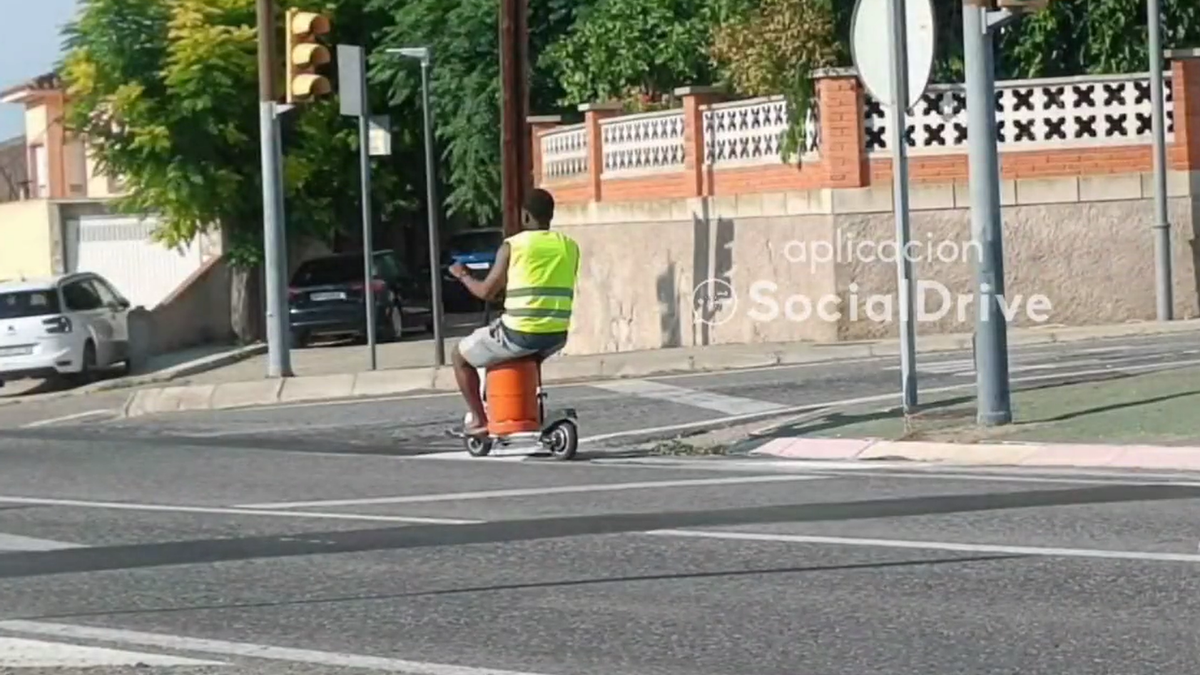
[442,228,504,311]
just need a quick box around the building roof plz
[0,72,63,105]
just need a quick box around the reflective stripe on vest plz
[502,230,580,334]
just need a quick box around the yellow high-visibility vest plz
[502,229,580,334]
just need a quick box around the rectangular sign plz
[337,44,365,117]
[369,116,391,156]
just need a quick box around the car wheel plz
[75,341,97,386]
[383,306,405,342]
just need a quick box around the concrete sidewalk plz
[750,438,1200,473]
[121,318,1200,418]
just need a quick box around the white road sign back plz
[850,0,936,110]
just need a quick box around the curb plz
[0,344,267,408]
[117,319,1200,419]
[749,438,1200,472]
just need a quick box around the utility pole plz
[256,0,293,377]
[499,0,529,237]
[963,0,1021,426]
[1147,0,1174,320]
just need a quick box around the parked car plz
[0,273,133,387]
[441,227,504,311]
[288,249,433,347]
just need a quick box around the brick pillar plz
[527,115,563,188]
[674,86,725,197]
[577,102,622,202]
[1169,48,1200,171]
[812,68,869,188]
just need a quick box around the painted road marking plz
[0,636,226,668]
[19,410,116,429]
[0,497,481,525]
[648,529,1200,564]
[0,533,86,552]
[0,621,562,675]
[590,379,789,416]
[237,474,825,509]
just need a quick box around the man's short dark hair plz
[524,189,555,227]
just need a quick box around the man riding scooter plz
[447,188,580,437]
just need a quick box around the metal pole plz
[256,0,292,377]
[498,0,528,237]
[887,0,918,413]
[963,1,1011,426]
[358,83,377,371]
[1148,0,1173,321]
[421,59,447,366]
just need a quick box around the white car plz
[0,273,134,386]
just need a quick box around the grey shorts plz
[457,319,567,368]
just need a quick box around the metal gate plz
[64,214,204,310]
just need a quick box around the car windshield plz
[0,289,61,319]
[291,258,363,287]
[447,231,502,256]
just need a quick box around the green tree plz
[540,0,751,110]
[369,0,592,228]
[60,0,405,340]
[709,0,839,160]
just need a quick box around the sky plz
[1,0,78,141]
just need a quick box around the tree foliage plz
[369,0,588,228]
[709,0,839,160]
[60,0,403,267]
[540,0,747,110]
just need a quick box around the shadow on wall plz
[128,255,234,364]
[689,199,736,348]
[657,260,681,348]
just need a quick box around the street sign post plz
[338,44,379,371]
[851,0,936,414]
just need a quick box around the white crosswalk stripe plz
[592,379,788,415]
[0,636,226,668]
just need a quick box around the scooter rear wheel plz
[543,419,579,461]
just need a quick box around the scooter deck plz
[444,427,489,440]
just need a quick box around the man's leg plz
[451,343,487,434]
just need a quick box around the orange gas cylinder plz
[486,357,542,436]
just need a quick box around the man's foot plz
[445,423,489,439]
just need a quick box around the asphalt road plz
[2,332,1200,672]
[3,429,1200,673]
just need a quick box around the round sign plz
[850,0,936,110]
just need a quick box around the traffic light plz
[285,8,331,103]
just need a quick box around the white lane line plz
[577,357,1200,446]
[20,410,115,429]
[0,621,560,675]
[0,497,481,525]
[593,379,789,416]
[236,474,824,509]
[647,529,1200,564]
[0,636,227,668]
[0,533,86,552]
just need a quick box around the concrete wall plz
[554,171,1200,355]
[0,199,54,280]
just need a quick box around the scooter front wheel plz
[462,411,493,456]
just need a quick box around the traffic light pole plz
[257,0,293,378]
[963,0,1015,425]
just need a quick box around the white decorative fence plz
[600,110,685,177]
[702,97,819,168]
[540,123,589,181]
[864,73,1175,155]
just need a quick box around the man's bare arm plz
[456,242,509,301]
